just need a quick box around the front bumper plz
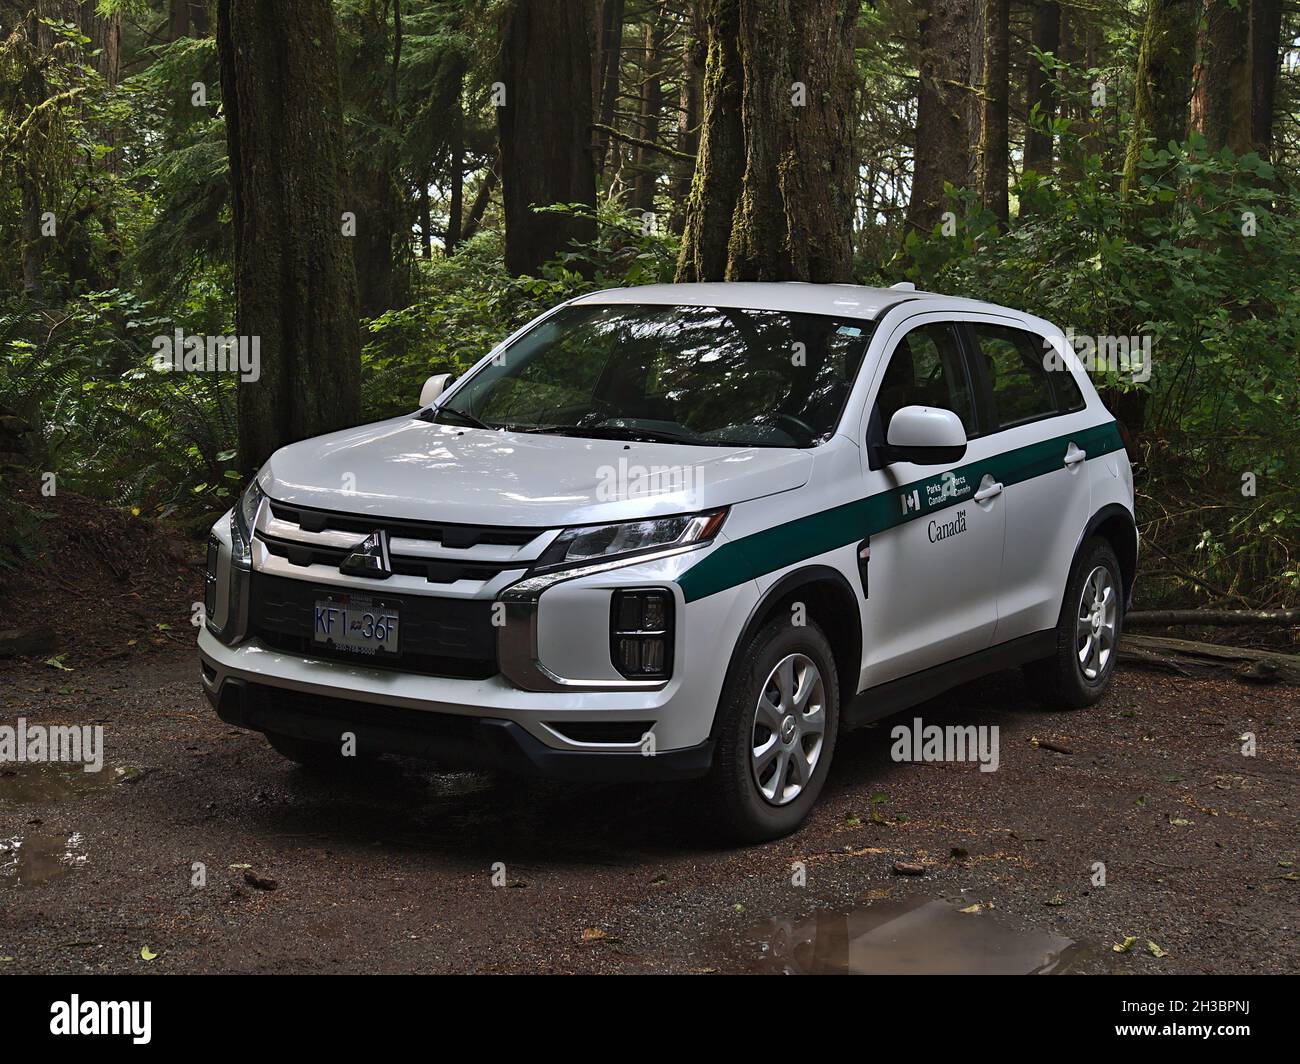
[198,523,757,777]
[204,673,714,782]
[197,496,759,780]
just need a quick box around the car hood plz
[259,415,813,527]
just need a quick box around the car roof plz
[572,281,1019,323]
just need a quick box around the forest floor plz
[0,494,1297,974]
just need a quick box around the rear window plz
[970,323,1060,429]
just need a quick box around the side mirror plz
[419,373,455,408]
[885,405,967,465]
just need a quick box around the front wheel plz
[1024,536,1124,708]
[702,617,840,843]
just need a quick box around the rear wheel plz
[702,617,840,843]
[1024,537,1123,708]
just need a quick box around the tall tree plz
[445,91,465,255]
[1247,0,1281,160]
[675,0,743,280]
[593,0,626,179]
[670,0,706,234]
[981,0,1009,222]
[966,0,984,192]
[1121,0,1198,195]
[631,2,667,214]
[216,0,362,474]
[907,0,970,234]
[677,0,861,282]
[1195,0,1250,153]
[1024,0,1060,175]
[342,0,405,317]
[168,0,210,41]
[497,0,598,275]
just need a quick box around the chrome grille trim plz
[253,499,560,591]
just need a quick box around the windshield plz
[434,303,876,448]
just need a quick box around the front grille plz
[249,571,497,680]
[268,501,541,548]
[259,535,513,584]
[260,501,546,584]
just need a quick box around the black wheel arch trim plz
[710,564,863,742]
[1074,502,1138,609]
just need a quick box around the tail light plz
[1116,419,1138,464]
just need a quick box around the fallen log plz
[1126,608,1300,628]
[1119,633,1300,684]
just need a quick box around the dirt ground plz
[0,490,1295,973]
[2,642,1296,974]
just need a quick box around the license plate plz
[313,594,399,656]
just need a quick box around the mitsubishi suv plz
[199,283,1137,841]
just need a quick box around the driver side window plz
[873,322,975,434]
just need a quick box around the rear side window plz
[1049,356,1087,413]
[872,322,975,435]
[969,323,1058,429]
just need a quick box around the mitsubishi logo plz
[339,529,392,579]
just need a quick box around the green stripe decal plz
[678,421,1123,602]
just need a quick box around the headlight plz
[230,476,265,567]
[535,509,727,572]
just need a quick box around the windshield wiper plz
[517,423,704,445]
[421,404,493,431]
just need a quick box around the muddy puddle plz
[0,763,111,889]
[0,831,88,888]
[0,762,115,804]
[726,896,1097,974]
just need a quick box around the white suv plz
[199,283,1136,841]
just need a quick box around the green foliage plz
[361,203,677,420]
[897,140,1300,607]
[1,289,237,520]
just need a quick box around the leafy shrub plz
[897,141,1300,607]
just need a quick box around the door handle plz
[973,479,1003,502]
[1064,443,1087,466]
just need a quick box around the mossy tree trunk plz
[1121,0,1198,195]
[677,0,860,283]
[497,0,598,276]
[216,0,362,475]
[670,0,706,235]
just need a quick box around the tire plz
[1023,536,1124,709]
[264,730,373,772]
[701,616,840,844]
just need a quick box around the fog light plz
[610,589,673,680]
